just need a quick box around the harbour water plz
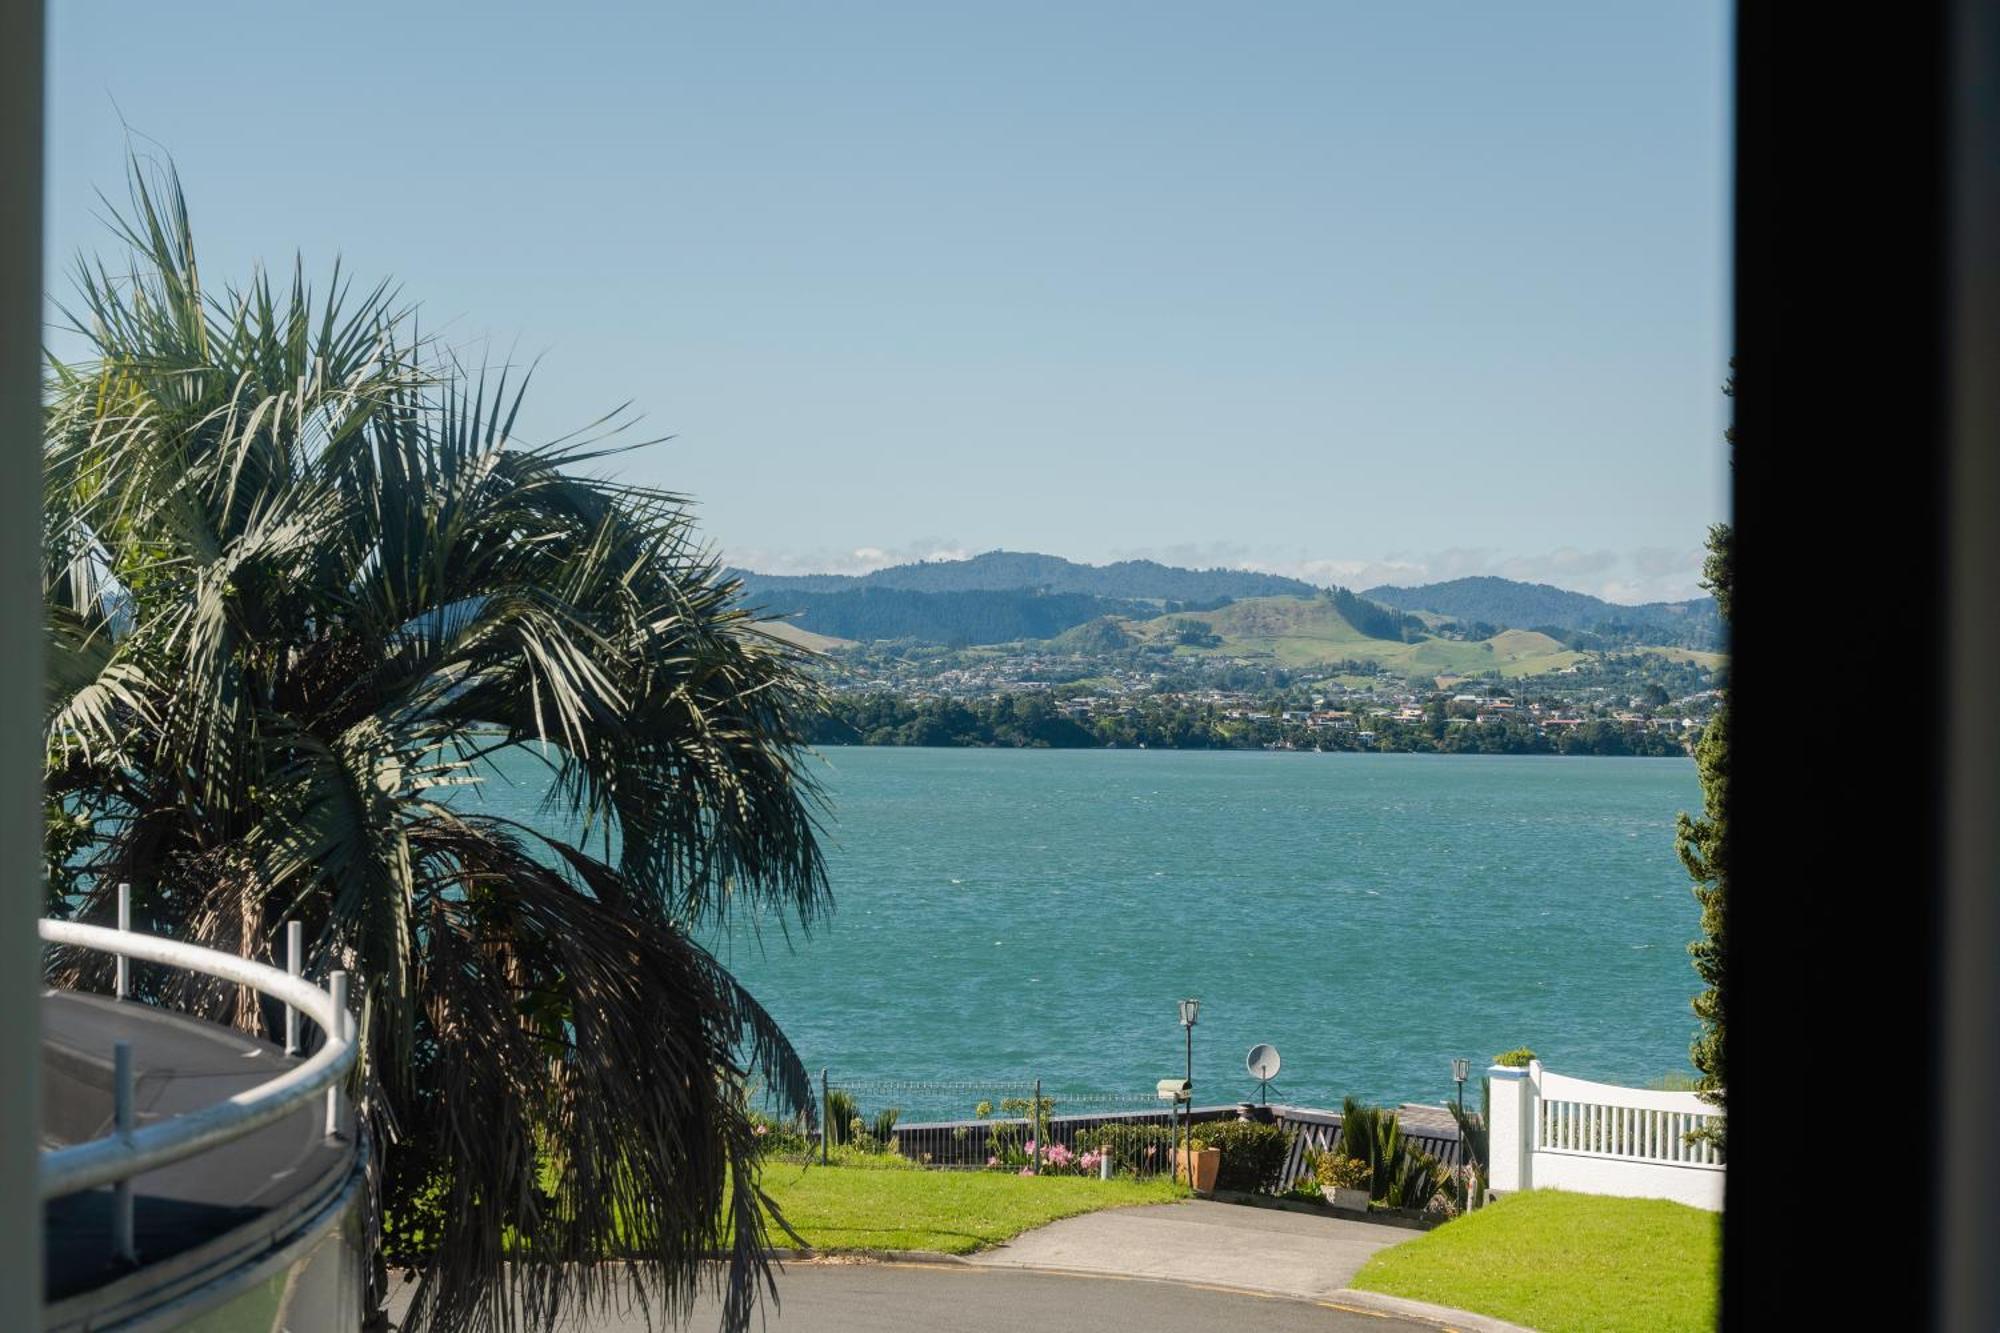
[470,746,1707,1119]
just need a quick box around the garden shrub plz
[1338,1096,1450,1209]
[1315,1154,1371,1190]
[748,1110,811,1159]
[1494,1047,1536,1068]
[870,1107,901,1143]
[824,1088,858,1145]
[1199,1120,1292,1193]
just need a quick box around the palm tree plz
[43,160,830,1332]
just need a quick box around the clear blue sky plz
[47,2,1730,602]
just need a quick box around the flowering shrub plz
[747,1110,811,1159]
[1074,1122,1178,1175]
[1316,1154,1372,1191]
[977,1127,1111,1177]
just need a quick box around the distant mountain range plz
[1362,576,1719,648]
[731,550,1317,603]
[727,551,1721,653]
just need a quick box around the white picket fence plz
[1488,1059,1724,1211]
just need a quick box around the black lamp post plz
[1452,1057,1470,1112]
[1178,998,1200,1185]
[1179,997,1201,1087]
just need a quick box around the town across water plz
[470,746,1705,1120]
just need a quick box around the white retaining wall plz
[1487,1059,1723,1211]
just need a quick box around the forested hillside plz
[733,549,1316,603]
[1363,576,1720,648]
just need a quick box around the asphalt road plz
[567,1262,1442,1332]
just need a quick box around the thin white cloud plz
[725,537,971,577]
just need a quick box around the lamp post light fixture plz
[1178,998,1200,1187]
[1178,998,1200,1084]
[1451,1057,1470,1112]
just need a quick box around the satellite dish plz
[1246,1044,1281,1104]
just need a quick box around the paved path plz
[575,1262,1443,1332]
[389,1201,1533,1331]
[967,1198,1410,1301]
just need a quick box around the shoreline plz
[809,740,1696,759]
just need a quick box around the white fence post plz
[1486,1062,1532,1196]
[284,920,302,1056]
[325,971,349,1139]
[115,882,131,1001]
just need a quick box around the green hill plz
[754,619,854,652]
[1050,615,1136,653]
[1123,596,1586,676]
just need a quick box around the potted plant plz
[1316,1154,1372,1212]
[1173,1135,1221,1193]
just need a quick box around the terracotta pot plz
[1174,1146,1221,1193]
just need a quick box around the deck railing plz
[39,890,359,1231]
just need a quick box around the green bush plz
[1199,1120,1292,1193]
[1316,1154,1371,1190]
[1494,1047,1536,1068]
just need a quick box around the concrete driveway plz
[388,1201,1532,1331]
[580,1262,1445,1332]
[967,1198,1410,1301]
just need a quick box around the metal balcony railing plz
[38,887,359,1264]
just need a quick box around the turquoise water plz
[470,747,1704,1118]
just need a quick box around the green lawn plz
[1351,1190,1719,1333]
[753,1155,1185,1255]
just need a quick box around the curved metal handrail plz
[37,919,358,1199]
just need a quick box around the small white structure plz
[1487,1059,1723,1212]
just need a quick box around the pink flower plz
[1019,1166,1037,1176]
[753,1124,768,1137]
[987,1156,999,1167]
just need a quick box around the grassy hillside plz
[754,619,855,652]
[1123,596,1587,677]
